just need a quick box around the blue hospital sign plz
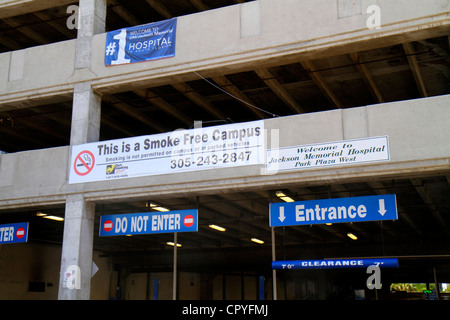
[105,18,177,66]
[0,222,29,244]
[270,194,397,227]
[99,209,198,236]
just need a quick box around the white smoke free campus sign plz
[69,121,264,184]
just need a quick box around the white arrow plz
[278,207,286,222]
[378,199,387,216]
[91,261,99,278]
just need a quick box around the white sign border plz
[266,135,390,173]
[69,120,265,184]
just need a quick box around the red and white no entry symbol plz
[103,220,113,232]
[74,150,95,176]
[16,227,25,239]
[183,215,195,228]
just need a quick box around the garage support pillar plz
[58,0,106,300]
[70,0,106,146]
[58,194,95,300]
[70,82,101,145]
[75,0,107,70]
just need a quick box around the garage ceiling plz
[1,175,449,273]
[0,0,449,153]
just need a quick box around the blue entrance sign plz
[0,222,29,244]
[272,258,399,270]
[270,194,397,227]
[99,209,198,236]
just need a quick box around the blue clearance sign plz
[0,222,29,244]
[272,258,399,270]
[270,194,397,227]
[105,18,177,66]
[99,209,198,236]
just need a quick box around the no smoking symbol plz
[74,150,95,176]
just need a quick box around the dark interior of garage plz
[1,175,449,300]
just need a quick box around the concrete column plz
[75,0,107,69]
[70,82,101,145]
[60,0,105,300]
[59,0,106,300]
[58,194,95,300]
[70,0,106,145]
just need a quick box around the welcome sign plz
[105,18,177,66]
[266,136,389,173]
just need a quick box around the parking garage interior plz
[1,175,449,300]
[0,0,449,301]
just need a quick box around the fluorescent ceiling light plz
[43,215,64,222]
[275,191,295,203]
[37,212,64,222]
[347,233,358,240]
[152,206,170,212]
[166,242,182,247]
[147,202,170,212]
[209,224,226,232]
[251,238,264,244]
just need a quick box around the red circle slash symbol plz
[74,150,95,176]
[103,220,113,232]
[183,215,195,228]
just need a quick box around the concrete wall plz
[0,243,111,299]
[0,0,448,108]
[0,40,76,109]
[0,146,68,209]
[0,94,449,210]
